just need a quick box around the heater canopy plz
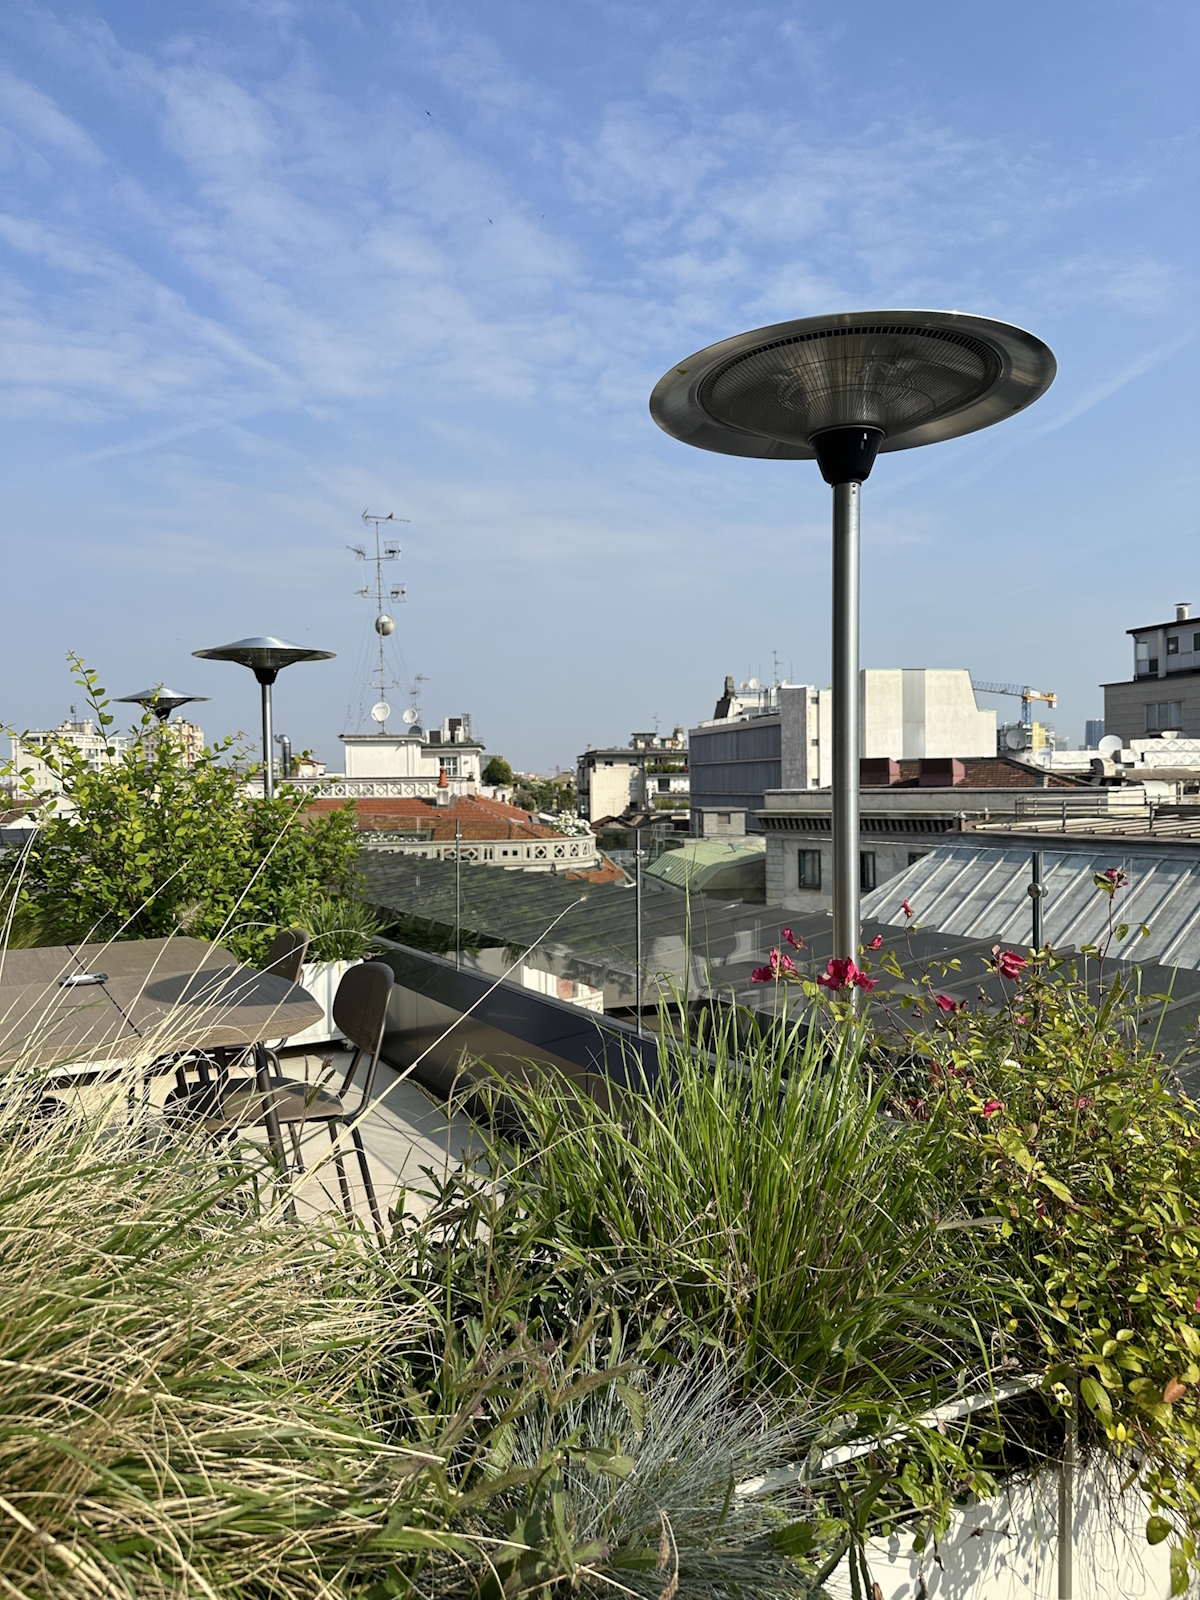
[116,686,209,720]
[649,310,1055,461]
[193,637,335,684]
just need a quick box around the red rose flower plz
[816,957,877,993]
[751,947,798,983]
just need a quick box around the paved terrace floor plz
[60,1045,478,1231]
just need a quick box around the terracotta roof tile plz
[304,793,570,843]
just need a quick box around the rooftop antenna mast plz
[352,510,409,731]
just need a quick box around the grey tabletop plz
[0,938,323,1074]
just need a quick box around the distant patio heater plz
[650,311,1055,960]
[116,686,209,723]
[192,637,335,798]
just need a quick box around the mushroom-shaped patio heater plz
[650,311,1055,960]
[192,637,335,799]
[116,686,209,722]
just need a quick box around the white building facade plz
[328,714,485,800]
[7,715,127,797]
[689,670,996,836]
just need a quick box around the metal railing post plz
[1058,1375,1077,1599]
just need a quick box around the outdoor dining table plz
[0,936,324,1168]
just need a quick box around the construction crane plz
[970,679,1057,729]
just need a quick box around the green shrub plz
[4,658,359,965]
[302,892,383,961]
[881,946,1200,1580]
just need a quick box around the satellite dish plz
[375,614,395,636]
[371,700,391,724]
[748,677,760,690]
[1004,728,1025,750]
[402,706,419,726]
[1098,735,1123,758]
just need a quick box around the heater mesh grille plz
[698,324,1001,445]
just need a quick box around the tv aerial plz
[353,510,410,731]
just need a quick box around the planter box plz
[287,960,355,1048]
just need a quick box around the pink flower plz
[751,947,798,983]
[781,927,804,949]
[982,1099,1003,1118]
[902,899,913,919]
[816,957,877,993]
[934,994,959,1014]
[996,950,1027,980]
[868,935,883,950]
[1195,1295,1200,1314]
[1094,866,1129,897]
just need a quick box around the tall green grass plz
[458,999,997,1410]
[0,1078,453,1598]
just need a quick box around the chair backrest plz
[262,927,311,985]
[333,961,395,1056]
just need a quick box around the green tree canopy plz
[481,755,513,786]
[5,659,360,965]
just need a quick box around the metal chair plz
[260,926,310,985]
[201,961,395,1238]
[163,927,312,1111]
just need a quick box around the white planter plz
[287,960,355,1047]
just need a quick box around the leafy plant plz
[3,657,360,965]
[887,949,1200,1584]
[482,755,513,786]
[303,892,383,962]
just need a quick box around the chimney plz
[435,766,452,806]
[918,758,966,788]
[860,757,900,786]
[1177,602,1191,621]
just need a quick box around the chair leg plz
[350,1126,384,1241]
[288,1123,306,1174]
[329,1123,353,1221]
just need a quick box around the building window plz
[908,851,930,866]
[718,812,731,825]
[859,852,876,892]
[799,849,821,889]
[439,755,460,777]
[1145,701,1183,733]
[1168,635,1180,656]
[657,777,670,792]
[1194,632,1200,653]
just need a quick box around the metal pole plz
[831,481,861,961]
[635,818,643,1036]
[1058,1375,1077,1599]
[261,681,274,799]
[1031,850,1043,949]
[455,819,461,970]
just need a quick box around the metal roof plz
[862,839,1200,970]
[360,852,1200,1088]
[644,838,765,893]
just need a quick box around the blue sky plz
[1,1,1196,771]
